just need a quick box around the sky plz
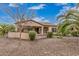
[0,3,77,24]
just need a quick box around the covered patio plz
[21,26,49,35]
[15,20,54,35]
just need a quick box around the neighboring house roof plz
[15,20,56,27]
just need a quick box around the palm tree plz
[0,24,9,36]
[57,9,79,36]
[0,24,15,36]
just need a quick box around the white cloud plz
[0,16,15,24]
[56,6,71,17]
[53,22,58,25]
[20,3,24,5]
[70,6,79,11]
[56,3,79,17]
[43,20,49,22]
[9,3,19,7]
[9,3,23,7]
[32,17,49,22]
[55,3,68,6]
[71,6,76,10]
[32,17,44,21]
[28,4,46,10]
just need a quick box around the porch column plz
[41,26,44,35]
[48,27,52,32]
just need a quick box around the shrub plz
[0,24,16,37]
[8,25,16,32]
[71,31,79,37]
[53,33,56,36]
[55,33,63,39]
[57,36,63,39]
[47,32,53,38]
[29,31,36,41]
[53,32,59,36]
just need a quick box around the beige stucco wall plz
[8,32,29,39]
[8,32,46,40]
[48,26,52,32]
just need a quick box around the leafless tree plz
[0,3,36,41]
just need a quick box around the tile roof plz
[15,20,57,26]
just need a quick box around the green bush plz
[29,31,36,41]
[57,33,63,38]
[47,32,53,38]
[71,31,79,37]
[53,32,59,36]
[0,24,16,37]
[8,25,16,32]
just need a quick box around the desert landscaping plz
[0,37,79,56]
[0,3,79,56]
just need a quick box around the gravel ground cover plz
[0,37,79,56]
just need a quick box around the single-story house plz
[15,20,57,35]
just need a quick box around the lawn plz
[0,37,79,56]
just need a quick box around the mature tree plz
[57,7,79,36]
[0,3,36,39]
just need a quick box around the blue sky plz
[0,3,77,24]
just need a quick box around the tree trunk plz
[19,25,23,40]
[19,30,22,40]
[18,26,23,46]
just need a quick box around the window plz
[52,28,56,32]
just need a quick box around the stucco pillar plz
[48,27,52,32]
[15,25,18,32]
[41,26,44,35]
